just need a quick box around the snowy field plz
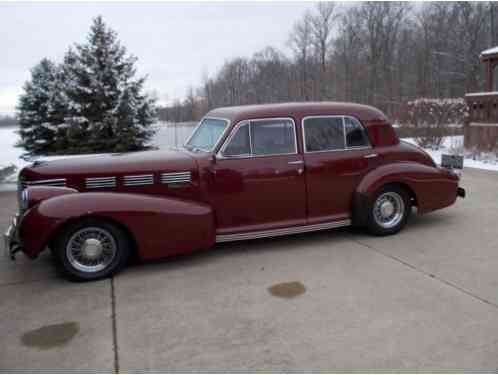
[1,125,497,191]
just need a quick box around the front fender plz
[355,162,459,215]
[19,192,215,260]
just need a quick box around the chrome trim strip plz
[217,117,298,159]
[123,174,154,187]
[160,172,191,176]
[23,178,67,187]
[215,219,351,243]
[301,115,372,154]
[85,177,116,189]
[160,171,192,184]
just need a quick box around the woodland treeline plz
[159,1,498,122]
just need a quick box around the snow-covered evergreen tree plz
[18,16,156,156]
[17,59,68,155]
[62,16,156,153]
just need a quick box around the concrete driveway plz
[1,168,498,372]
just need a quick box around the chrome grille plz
[85,176,116,189]
[160,171,192,184]
[123,174,154,187]
[21,178,67,188]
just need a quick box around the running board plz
[215,219,351,243]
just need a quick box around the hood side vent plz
[123,174,154,187]
[85,176,116,189]
[160,171,192,184]
[22,178,67,188]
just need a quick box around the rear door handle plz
[288,160,304,165]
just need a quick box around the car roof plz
[206,102,388,126]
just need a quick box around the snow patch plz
[481,46,498,56]
[403,136,498,172]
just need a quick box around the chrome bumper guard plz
[3,214,22,260]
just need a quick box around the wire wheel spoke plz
[66,227,117,273]
[373,192,405,229]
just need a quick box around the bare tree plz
[160,2,495,122]
[288,11,314,100]
[310,2,337,99]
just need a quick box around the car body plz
[4,102,465,280]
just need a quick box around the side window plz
[344,117,369,148]
[223,123,251,157]
[303,117,345,152]
[250,119,296,156]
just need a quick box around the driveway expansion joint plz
[111,277,120,373]
[352,238,498,311]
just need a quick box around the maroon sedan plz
[4,102,465,281]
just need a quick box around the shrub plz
[397,98,468,149]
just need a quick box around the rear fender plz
[19,192,215,260]
[353,162,458,225]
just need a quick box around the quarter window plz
[303,117,345,152]
[344,116,369,148]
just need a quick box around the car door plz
[302,115,379,223]
[210,117,307,234]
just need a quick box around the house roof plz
[481,46,498,59]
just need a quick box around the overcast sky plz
[0,1,313,114]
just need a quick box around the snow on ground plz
[403,136,498,172]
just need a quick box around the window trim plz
[183,116,231,152]
[302,115,371,154]
[217,117,298,159]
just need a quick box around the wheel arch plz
[47,214,138,257]
[353,179,417,227]
[382,181,418,207]
[19,192,216,260]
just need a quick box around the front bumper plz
[3,214,22,260]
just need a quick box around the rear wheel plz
[53,218,131,281]
[366,185,411,236]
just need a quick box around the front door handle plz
[288,160,304,165]
[364,153,378,159]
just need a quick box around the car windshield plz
[185,118,228,151]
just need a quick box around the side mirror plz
[211,154,217,165]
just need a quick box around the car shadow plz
[129,210,457,275]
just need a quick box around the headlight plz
[20,189,29,211]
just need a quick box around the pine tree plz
[17,16,156,156]
[17,59,68,155]
[62,16,156,153]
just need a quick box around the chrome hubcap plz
[373,192,405,229]
[66,227,117,273]
[82,238,103,260]
[380,200,395,218]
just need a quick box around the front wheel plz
[53,219,132,281]
[366,185,411,236]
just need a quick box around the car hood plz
[21,149,197,181]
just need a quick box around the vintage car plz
[4,102,465,281]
